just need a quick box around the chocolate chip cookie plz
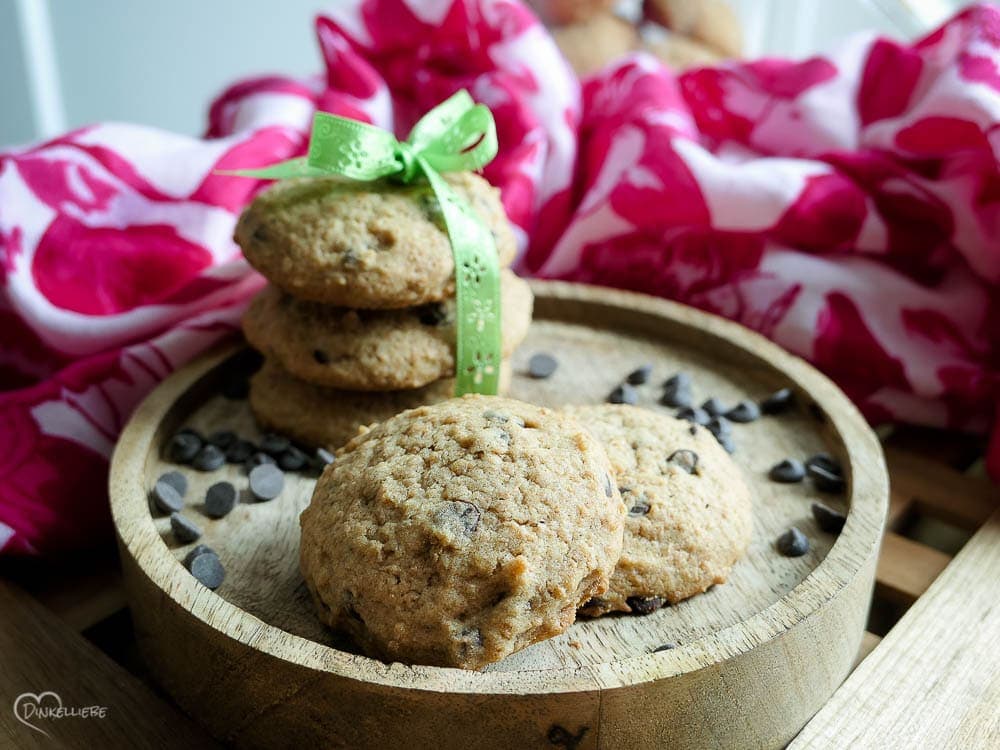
[564,404,753,616]
[234,172,516,308]
[299,395,626,669]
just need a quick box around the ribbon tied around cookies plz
[229,90,502,396]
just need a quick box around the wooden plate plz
[110,281,888,749]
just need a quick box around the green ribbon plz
[229,91,502,396]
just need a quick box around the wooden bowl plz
[110,281,888,749]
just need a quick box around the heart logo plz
[13,691,62,738]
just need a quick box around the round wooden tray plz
[110,281,888,749]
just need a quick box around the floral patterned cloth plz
[1,1,997,555]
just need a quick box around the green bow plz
[231,90,503,396]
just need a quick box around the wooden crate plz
[1,425,996,749]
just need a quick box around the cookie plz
[552,12,640,77]
[529,0,616,25]
[242,270,533,391]
[646,0,742,58]
[299,395,626,669]
[248,359,512,450]
[563,404,752,616]
[234,172,517,308]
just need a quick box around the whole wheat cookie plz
[249,359,512,450]
[299,395,626,669]
[234,172,516,308]
[563,404,753,616]
[243,270,533,391]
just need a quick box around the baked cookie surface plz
[299,394,626,669]
[234,172,516,308]
[242,270,532,391]
[563,404,753,616]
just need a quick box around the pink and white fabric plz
[1,1,998,556]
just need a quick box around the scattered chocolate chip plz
[436,501,481,535]
[769,459,805,483]
[249,464,284,501]
[205,482,237,519]
[192,444,225,472]
[182,544,214,568]
[808,463,846,493]
[246,452,276,471]
[170,512,202,543]
[725,400,761,423]
[667,449,699,474]
[158,470,188,498]
[207,430,236,449]
[627,596,666,615]
[707,416,732,438]
[652,643,677,653]
[717,435,736,454]
[152,479,184,514]
[675,406,710,425]
[528,352,558,379]
[188,551,225,590]
[701,397,726,417]
[603,474,614,498]
[279,446,308,471]
[624,487,651,516]
[167,430,202,464]
[688,425,698,436]
[312,349,330,365]
[806,452,842,475]
[812,502,847,534]
[260,433,291,457]
[761,387,795,415]
[776,527,810,557]
[417,303,447,326]
[663,372,691,390]
[225,439,255,464]
[626,364,653,385]
[628,501,651,516]
[608,384,638,405]
[314,447,335,469]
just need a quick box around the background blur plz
[0,0,976,148]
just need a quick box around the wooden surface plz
[109,281,888,749]
[791,508,1000,749]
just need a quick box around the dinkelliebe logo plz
[13,691,108,737]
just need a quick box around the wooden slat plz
[0,580,218,749]
[791,509,1000,749]
[874,532,951,605]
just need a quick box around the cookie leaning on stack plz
[235,172,532,449]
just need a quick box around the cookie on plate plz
[563,404,752,616]
[299,395,626,669]
[234,172,516,308]
[243,270,533,391]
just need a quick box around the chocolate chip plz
[312,349,330,365]
[249,464,284,501]
[152,479,184,514]
[707,416,732,438]
[717,434,736,454]
[192,444,225,472]
[182,544,214,568]
[725,400,761,423]
[624,489,651,516]
[628,501,651,516]
[663,372,691,390]
[170,512,202,543]
[246,452,276,471]
[776,527,810,557]
[260,433,291,456]
[608,384,638,405]
[627,596,666,615]
[167,430,202,464]
[205,482,237,519]
[660,377,693,408]
[761,387,795,414]
[806,452,842,475]
[225,439,255,464]
[188,551,225,589]
[158,470,187,498]
[582,597,606,611]
[435,501,481,535]
[769,459,805,483]
[528,352,558,379]
[279,446,308,471]
[688,425,698,436]
[603,474,614,498]
[417,303,447,326]
[207,430,236,449]
[667,449,699,474]
[701,397,726,417]
[626,364,653,385]
[675,406,710,425]
[652,643,677,653]
[808,464,846,493]
[812,502,847,534]
[313,447,335,469]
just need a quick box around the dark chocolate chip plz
[663,372,691,390]
[806,452,842,476]
[652,643,677,653]
[152,479,184,514]
[417,303,447,326]
[278,446,308,471]
[246,452,276,471]
[688,425,698,436]
[260,433,291,456]
[167,431,202,464]
[676,406,710,426]
[667,449,699,474]
[627,596,666,615]
[182,544,214,568]
[701,397,726,417]
[527,352,558,379]
[249,464,284,501]
[769,459,805,483]
[725,400,761,423]
[312,349,330,365]
[207,430,236,449]
[608,384,638,405]
[717,434,736,454]
[603,474,614,498]
[170,512,202,543]
[627,492,651,516]
[435,501,481,535]
[225,439,255,464]
[806,456,846,493]
[157,470,188,498]
[191,444,225,472]
[660,374,693,408]
[776,527,810,557]
[205,482,237,519]
[812,502,847,534]
[626,364,653,385]
[707,416,732,438]
[761,387,795,414]
[188,551,225,589]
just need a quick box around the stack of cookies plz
[234,172,532,450]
